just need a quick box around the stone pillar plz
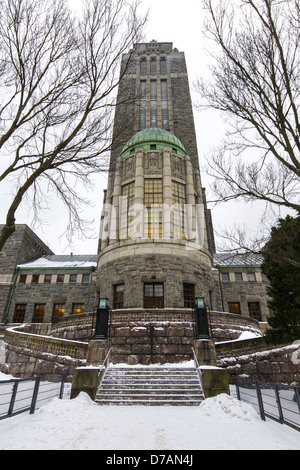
[199,366,230,398]
[162,147,173,238]
[70,339,111,400]
[110,157,122,241]
[194,339,217,366]
[100,171,114,250]
[86,339,110,367]
[185,156,197,241]
[133,148,144,238]
[70,367,103,401]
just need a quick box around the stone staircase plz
[95,366,205,406]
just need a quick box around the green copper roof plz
[120,128,187,157]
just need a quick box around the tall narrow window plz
[144,179,163,238]
[160,57,166,75]
[32,304,45,322]
[120,182,135,239]
[248,302,262,321]
[150,80,157,127]
[183,283,195,308]
[140,57,147,75]
[150,57,156,75]
[172,181,186,239]
[139,80,146,130]
[52,304,65,321]
[113,284,125,309]
[13,304,26,322]
[144,283,164,308]
[161,80,169,130]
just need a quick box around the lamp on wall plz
[98,298,108,309]
[194,296,210,339]
[94,298,109,340]
[195,297,205,309]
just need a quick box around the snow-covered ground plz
[0,371,299,450]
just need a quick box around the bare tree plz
[196,0,300,217]
[0,0,147,251]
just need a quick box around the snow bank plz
[0,384,299,450]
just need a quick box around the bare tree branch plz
[0,0,147,251]
[196,0,300,217]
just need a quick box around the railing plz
[98,347,112,387]
[234,378,300,431]
[191,347,204,396]
[0,375,67,421]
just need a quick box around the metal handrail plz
[97,347,112,387]
[100,347,112,371]
[191,347,204,396]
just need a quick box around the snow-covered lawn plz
[0,371,299,450]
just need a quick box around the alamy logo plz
[98,201,206,251]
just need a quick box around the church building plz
[0,42,270,366]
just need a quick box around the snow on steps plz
[95,366,205,406]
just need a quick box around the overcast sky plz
[0,0,289,255]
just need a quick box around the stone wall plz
[98,247,214,310]
[7,268,96,323]
[109,321,195,365]
[213,265,270,321]
[217,342,300,385]
[0,225,53,322]
[1,325,88,381]
[210,311,262,342]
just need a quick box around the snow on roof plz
[213,252,263,267]
[18,254,97,269]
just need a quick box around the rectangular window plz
[44,274,52,283]
[113,284,125,309]
[172,181,186,239]
[160,58,166,75]
[247,272,256,282]
[227,302,241,315]
[150,80,157,127]
[235,273,243,282]
[183,283,195,308]
[150,58,156,76]
[57,274,64,283]
[222,273,230,282]
[150,80,157,100]
[248,302,262,321]
[140,58,147,76]
[144,282,164,309]
[32,304,45,323]
[13,304,26,322]
[72,303,84,315]
[52,304,65,321]
[19,274,27,284]
[120,182,135,239]
[161,80,169,130]
[69,274,77,284]
[144,179,163,238]
[31,274,39,284]
[82,274,90,284]
[139,80,147,130]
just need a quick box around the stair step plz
[95,365,204,406]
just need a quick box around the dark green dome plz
[120,128,187,158]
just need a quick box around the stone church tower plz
[97,41,216,314]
